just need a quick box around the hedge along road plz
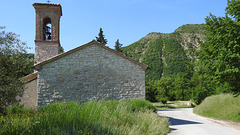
[157,108,240,135]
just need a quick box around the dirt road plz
[157,108,240,135]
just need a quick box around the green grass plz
[153,101,193,109]
[194,94,240,122]
[0,99,170,135]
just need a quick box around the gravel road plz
[157,108,240,135]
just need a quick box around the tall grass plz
[194,94,240,122]
[0,99,169,135]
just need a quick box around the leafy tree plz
[145,81,157,102]
[96,28,107,45]
[173,72,191,100]
[0,26,33,112]
[155,77,174,102]
[198,0,240,94]
[114,39,122,52]
[190,71,217,104]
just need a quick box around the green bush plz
[160,98,168,105]
[5,105,35,115]
[124,99,156,112]
[39,101,79,112]
[194,94,240,122]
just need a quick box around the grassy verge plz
[0,99,170,135]
[153,101,193,109]
[194,94,240,122]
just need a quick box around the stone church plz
[21,3,147,108]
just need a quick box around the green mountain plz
[121,24,206,81]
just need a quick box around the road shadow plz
[170,128,177,132]
[167,116,203,126]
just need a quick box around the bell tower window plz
[43,17,52,41]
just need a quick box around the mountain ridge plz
[121,24,205,81]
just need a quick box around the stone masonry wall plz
[19,79,38,108]
[37,44,145,106]
[35,42,59,63]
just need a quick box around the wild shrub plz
[194,94,240,122]
[5,105,35,115]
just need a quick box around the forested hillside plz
[122,10,240,104]
[121,24,205,81]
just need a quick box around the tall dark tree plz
[96,28,107,45]
[198,0,240,94]
[0,26,33,112]
[60,45,64,54]
[114,39,123,52]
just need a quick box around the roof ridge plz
[34,40,148,71]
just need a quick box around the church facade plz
[21,3,147,107]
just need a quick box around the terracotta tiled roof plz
[33,3,62,16]
[22,72,38,82]
[34,40,148,71]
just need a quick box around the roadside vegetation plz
[0,99,170,135]
[122,0,240,105]
[194,94,240,122]
[153,101,194,110]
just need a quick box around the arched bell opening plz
[43,17,52,41]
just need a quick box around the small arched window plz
[43,17,51,41]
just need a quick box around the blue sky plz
[0,0,227,53]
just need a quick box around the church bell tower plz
[33,3,62,63]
